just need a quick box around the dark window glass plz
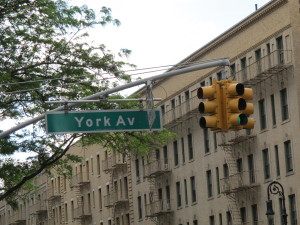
[204,128,210,154]
[190,176,197,203]
[280,88,289,121]
[174,141,179,166]
[206,170,213,198]
[270,94,276,126]
[188,134,194,160]
[176,181,182,207]
[262,148,270,180]
[284,140,293,173]
[258,99,266,130]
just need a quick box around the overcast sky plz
[1,0,272,131]
[73,0,272,71]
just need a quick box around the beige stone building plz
[1,0,300,225]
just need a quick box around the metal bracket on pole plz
[146,80,156,130]
[64,102,69,114]
[221,66,227,80]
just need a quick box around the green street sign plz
[46,109,162,134]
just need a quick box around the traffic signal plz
[197,81,223,131]
[241,87,255,129]
[224,81,254,130]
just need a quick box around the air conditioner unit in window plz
[164,164,169,170]
[166,202,171,210]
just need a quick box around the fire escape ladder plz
[221,144,242,225]
[227,193,242,225]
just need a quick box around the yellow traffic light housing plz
[197,81,224,131]
[198,79,254,132]
[224,81,254,130]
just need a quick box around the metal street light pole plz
[266,181,288,225]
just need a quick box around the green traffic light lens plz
[238,114,248,125]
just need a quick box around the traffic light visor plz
[199,101,217,113]
[229,114,248,126]
[199,116,217,128]
[242,88,253,100]
[229,98,246,112]
[197,86,215,99]
[227,83,244,96]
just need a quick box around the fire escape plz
[219,49,292,225]
[143,157,173,225]
[70,171,92,223]
[220,133,258,225]
[103,153,129,224]
[30,186,48,225]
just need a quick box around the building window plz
[217,71,222,81]
[188,133,194,160]
[213,132,217,150]
[226,211,232,225]
[223,164,229,179]
[230,63,236,77]
[200,81,205,87]
[241,57,247,82]
[206,170,213,198]
[98,188,102,209]
[204,128,210,154]
[190,176,197,203]
[155,149,160,160]
[181,137,185,164]
[240,207,246,224]
[210,215,215,225]
[216,167,220,195]
[65,203,68,222]
[135,159,140,181]
[289,194,297,225]
[209,77,213,85]
[255,48,262,73]
[176,181,182,207]
[251,204,258,225]
[280,88,289,121]
[193,220,198,225]
[184,179,188,205]
[237,158,243,173]
[274,145,280,177]
[138,196,142,219]
[161,105,165,114]
[174,141,179,167]
[276,36,284,64]
[284,140,293,173]
[270,94,276,126]
[166,185,171,208]
[163,146,168,165]
[178,95,182,105]
[262,148,270,180]
[219,213,223,225]
[248,154,255,184]
[97,154,101,175]
[258,99,267,130]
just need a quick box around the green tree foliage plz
[0,0,175,207]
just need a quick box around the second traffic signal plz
[224,80,254,130]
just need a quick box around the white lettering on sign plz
[116,116,126,126]
[86,119,93,127]
[75,117,84,127]
[127,117,135,125]
[73,116,136,128]
[104,117,111,126]
[96,118,101,126]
